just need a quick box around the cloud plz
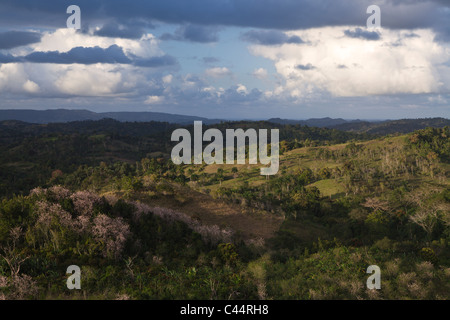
[205,67,232,78]
[296,63,315,70]
[241,30,304,45]
[25,45,132,64]
[31,28,163,60]
[236,84,248,94]
[23,80,40,93]
[0,52,21,63]
[0,63,37,94]
[93,21,152,39]
[0,61,150,97]
[404,32,420,38]
[0,31,42,49]
[162,74,173,84]
[434,25,450,42]
[0,27,176,98]
[2,0,449,36]
[249,27,449,98]
[182,24,219,43]
[160,24,219,43]
[54,65,123,96]
[0,1,448,119]
[344,28,381,40]
[3,44,177,68]
[144,95,164,104]
[219,85,263,103]
[252,68,268,79]
[132,54,178,68]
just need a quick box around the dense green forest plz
[0,119,369,197]
[0,120,449,300]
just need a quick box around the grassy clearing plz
[308,179,346,199]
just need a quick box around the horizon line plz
[0,108,448,122]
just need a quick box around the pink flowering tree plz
[92,214,131,259]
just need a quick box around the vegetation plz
[0,120,449,300]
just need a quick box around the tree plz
[190,174,199,183]
[407,188,449,241]
[216,168,225,185]
[409,209,438,241]
[0,227,29,277]
[362,198,390,212]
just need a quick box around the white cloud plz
[205,67,232,78]
[144,95,164,104]
[252,67,268,79]
[236,84,248,94]
[0,28,170,98]
[162,74,173,84]
[249,27,450,98]
[54,64,123,96]
[202,86,215,92]
[23,79,39,93]
[0,63,39,94]
[0,62,147,97]
[32,28,161,58]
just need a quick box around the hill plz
[0,118,369,197]
[268,117,450,135]
[331,117,450,134]
[268,117,360,127]
[0,109,222,125]
[0,118,448,300]
[1,110,447,137]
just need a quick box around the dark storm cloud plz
[94,23,145,39]
[160,24,219,43]
[344,28,381,40]
[296,63,315,70]
[404,32,420,38]
[93,19,154,39]
[241,30,304,45]
[0,52,21,63]
[0,0,448,32]
[1,44,177,68]
[0,31,42,49]
[25,45,132,64]
[99,0,449,31]
[0,1,448,47]
[434,25,450,42]
[132,54,178,67]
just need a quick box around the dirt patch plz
[139,184,284,241]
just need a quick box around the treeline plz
[204,121,373,147]
[332,117,450,135]
[0,119,371,198]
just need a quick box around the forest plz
[0,119,448,300]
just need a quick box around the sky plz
[0,0,449,120]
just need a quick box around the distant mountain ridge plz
[330,117,450,134]
[0,109,448,135]
[267,117,450,134]
[0,109,221,125]
[267,117,366,128]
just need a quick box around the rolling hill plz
[0,109,222,125]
